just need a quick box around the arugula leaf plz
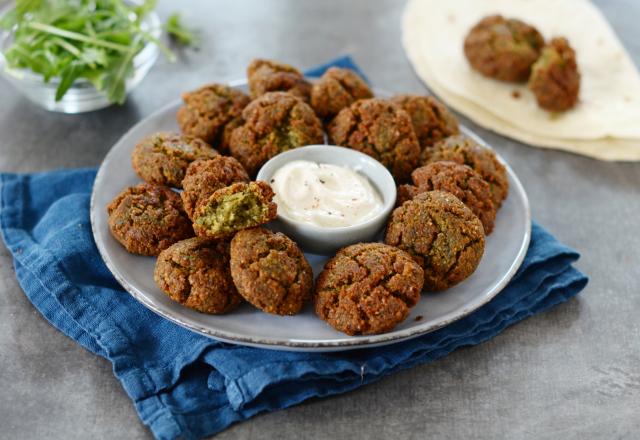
[0,0,193,105]
[165,13,198,47]
[55,61,83,101]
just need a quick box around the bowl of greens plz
[0,0,180,113]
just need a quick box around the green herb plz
[165,13,198,47]
[0,0,194,104]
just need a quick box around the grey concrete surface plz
[1,0,639,439]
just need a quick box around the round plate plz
[90,82,531,352]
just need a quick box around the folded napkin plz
[0,58,587,440]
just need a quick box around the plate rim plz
[90,83,531,352]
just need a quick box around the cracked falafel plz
[314,242,424,335]
[181,156,250,219]
[192,181,277,239]
[384,191,485,291]
[229,91,324,176]
[177,83,250,150]
[327,98,421,182]
[464,15,545,82]
[230,227,313,315]
[310,67,373,120]
[107,183,193,256]
[154,237,242,314]
[131,132,218,188]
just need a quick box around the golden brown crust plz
[181,156,250,219]
[311,67,373,120]
[230,227,313,315]
[131,132,218,188]
[177,83,250,149]
[314,243,424,335]
[528,37,580,112]
[405,161,496,234]
[384,191,485,291]
[390,95,459,151]
[229,92,324,176]
[154,237,242,314]
[247,59,312,102]
[421,134,508,208]
[107,183,193,256]
[463,14,545,82]
[327,98,420,182]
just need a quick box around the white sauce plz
[270,160,384,228]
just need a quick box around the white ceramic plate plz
[91,82,531,352]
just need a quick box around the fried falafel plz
[154,237,241,314]
[247,59,312,102]
[230,227,313,315]
[315,242,424,335]
[310,67,373,120]
[401,161,496,234]
[107,183,193,256]
[131,132,218,188]
[421,134,508,208]
[464,15,545,82]
[192,181,277,239]
[391,95,459,152]
[177,83,250,150]
[528,37,580,112]
[181,156,250,219]
[229,92,324,176]
[384,191,485,291]
[327,98,420,182]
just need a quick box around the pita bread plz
[402,0,640,156]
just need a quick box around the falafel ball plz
[229,92,324,176]
[528,37,580,112]
[131,132,218,188]
[464,15,545,82]
[391,95,459,152]
[107,183,193,256]
[177,83,250,150]
[315,243,424,335]
[310,67,373,120]
[384,191,485,291]
[230,227,313,315]
[154,237,242,314]
[192,181,277,239]
[402,161,496,234]
[421,134,508,208]
[247,59,312,102]
[181,156,250,219]
[327,98,420,182]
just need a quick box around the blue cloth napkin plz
[0,57,587,440]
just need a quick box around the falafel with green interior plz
[528,37,580,112]
[192,181,277,239]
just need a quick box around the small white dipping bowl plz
[256,145,397,255]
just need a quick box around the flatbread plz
[403,0,640,143]
[404,28,640,161]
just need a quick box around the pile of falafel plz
[106,58,509,336]
[464,15,581,112]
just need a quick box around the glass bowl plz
[0,10,160,113]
